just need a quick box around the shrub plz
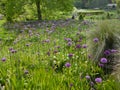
[87,20,120,80]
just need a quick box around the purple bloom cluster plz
[95,77,102,83]
[64,38,72,42]
[93,38,99,43]
[68,53,73,58]
[111,49,118,53]
[9,48,17,53]
[67,42,72,46]
[104,50,111,55]
[2,58,6,62]
[76,44,81,49]
[24,70,29,74]
[65,62,71,68]
[100,58,107,64]
[82,44,87,48]
[85,75,90,80]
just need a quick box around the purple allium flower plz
[82,44,87,48]
[64,38,72,42]
[90,81,94,86]
[76,44,81,49]
[69,83,73,87]
[85,75,90,80]
[68,53,73,58]
[11,50,17,53]
[45,39,50,43]
[95,77,102,83]
[100,58,107,64]
[24,70,29,74]
[55,46,60,49]
[9,47,13,51]
[111,49,118,53]
[65,62,71,68]
[104,50,111,55]
[88,54,92,59]
[67,42,72,46]
[93,38,99,42]
[98,63,104,67]
[2,58,6,62]
[47,51,50,56]
[53,50,58,54]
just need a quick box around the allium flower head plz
[11,50,17,53]
[76,44,81,49]
[2,58,6,62]
[67,42,72,46]
[69,83,73,87]
[111,49,118,53]
[98,63,104,67]
[93,38,99,42]
[68,53,73,58]
[82,44,87,48]
[65,62,71,68]
[104,50,111,55]
[95,77,102,83]
[85,75,90,80]
[24,70,29,74]
[90,81,94,86]
[100,58,107,63]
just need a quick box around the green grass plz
[0,19,120,90]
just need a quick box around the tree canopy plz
[0,0,74,22]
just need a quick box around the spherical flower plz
[47,51,50,56]
[65,62,71,68]
[45,39,50,43]
[11,50,17,53]
[104,50,111,55]
[88,54,92,59]
[64,38,72,42]
[9,47,13,51]
[90,81,94,86]
[111,49,118,53]
[68,53,73,58]
[95,77,102,83]
[24,70,29,74]
[100,58,107,64]
[67,42,72,46]
[93,38,99,42]
[69,83,73,87]
[98,63,104,67]
[82,44,87,48]
[76,44,81,49]
[85,75,90,80]
[53,50,58,54]
[2,58,6,62]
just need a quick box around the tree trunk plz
[36,0,42,20]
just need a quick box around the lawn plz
[0,17,120,90]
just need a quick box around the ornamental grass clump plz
[87,20,120,80]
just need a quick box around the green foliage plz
[79,14,85,21]
[0,0,25,22]
[87,20,120,60]
[0,0,74,21]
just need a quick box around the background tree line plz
[74,0,114,9]
[0,0,120,22]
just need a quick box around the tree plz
[0,0,74,21]
[32,0,74,20]
[0,0,25,22]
